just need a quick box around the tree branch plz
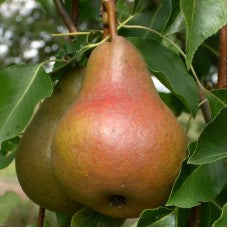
[71,0,79,28]
[187,206,201,227]
[217,24,227,88]
[199,90,211,123]
[37,207,45,227]
[102,0,117,40]
[53,0,77,33]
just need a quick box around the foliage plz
[0,0,226,226]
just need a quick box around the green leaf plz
[181,0,227,68]
[176,208,191,227]
[166,160,226,208]
[0,191,20,225]
[56,212,72,227]
[0,64,53,146]
[165,13,185,35]
[213,204,227,227]
[133,0,144,14]
[0,150,15,170]
[192,46,211,79]
[200,202,221,227]
[128,37,199,116]
[137,207,176,227]
[165,0,185,34]
[188,108,227,164]
[159,92,186,116]
[149,0,172,33]
[205,90,226,119]
[211,89,227,104]
[71,207,124,227]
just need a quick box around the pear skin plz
[15,67,85,213]
[51,36,187,218]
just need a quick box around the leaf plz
[137,207,176,227]
[211,89,227,104]
[0,191,20,225]
[159,92,187,116]
[0,150,15,170]
[180,0,227,68]
[128,37,199,116]
[192,46,211,79]
[71,207,124,227]
[133,0,144,14]
[176,208,191,227]
[166,160,226,208]
[200,202,221,227]
[213,204,227,227]
[205,90,226,119]
[165,13,185,35]
[149,0,172,33]
[188,108,227,164]
[56,212,72,227]
[164,0,185,34]
[0,64,53,146]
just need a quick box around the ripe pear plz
[15,67,85,213]
[51,36,187,218]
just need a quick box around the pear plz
[51,36,187,218]
[15,67,85,213]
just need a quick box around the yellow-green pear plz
[15,67,85,213]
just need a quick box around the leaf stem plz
[52,31,91,37]
[212,201,223,210]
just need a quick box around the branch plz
[53,0,77,33]
[199,90,211,123]
[217,24,227,88]
[37,207,45,227]
[102,0,117,40]
[71,0,79,28]
[187,206,201,227]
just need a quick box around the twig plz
[102,0,117,40]
[187,206,201,227]
[37,207,45,227]
[71,0,78,28]
[217,24,227,88]
[199,89,211,123]
[53,0,77,33]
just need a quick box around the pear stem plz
[217,24,227,88]
[102,0,117,40]
[37,207,45,227]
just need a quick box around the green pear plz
[15,67,85,213]
[51,36,187,218]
